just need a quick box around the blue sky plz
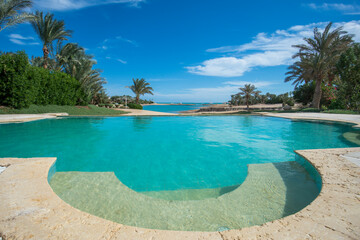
[1,0,360,102]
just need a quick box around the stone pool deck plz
[0,113,69,124]
[0,148,359,239]
[258,112,360,128]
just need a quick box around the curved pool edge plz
[257,112,360,128]
[1,147,359,239]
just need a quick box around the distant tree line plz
[110,95,154,105]
[229,84,294,110]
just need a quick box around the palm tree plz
[52,41,84,72]
[0,0,33,32]
[128,78,154,104]
[64,51,107,103]
[31,11,72,69]
[286,22,353,109]
[239,84,259,110]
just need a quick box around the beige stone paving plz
[259,112,360,128]
[0,113,69,124]
[1,147,360,239]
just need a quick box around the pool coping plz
[257,112,360,128]
[1,112,360,127]
[0,113,69,124]
[0,147,359,239]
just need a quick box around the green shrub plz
[127,102,143,109]
[328,99,346,110]
[335,43,360,111]
[0,51,34,108]
[0,51,84,109]
[286,98,295,106]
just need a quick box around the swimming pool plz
[0,116,358,231]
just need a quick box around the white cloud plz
[306,3,360,15]
[187,20,360,77]
[117,59,127,64]
[115,36,138,46]
[34,0,145,11]
[9,34,34,40]
[9,34,39,45]
[105,56,127,64]
[99,36,138,51]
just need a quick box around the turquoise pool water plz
[0,116,358,192]
[143,104,205,113]
[1,116,359,231]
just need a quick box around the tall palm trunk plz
[43,45,49,69]
[246,96,249,110]
[136,95,139,104]
[312,79,322,109]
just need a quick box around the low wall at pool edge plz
[295,153,323,191]
[47,160,57,183]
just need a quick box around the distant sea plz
[143,103,221,113]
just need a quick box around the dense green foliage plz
[291,43,360,111]
[29,11,107,104]
[293,82,315,106]
[127,102,143,109]
[0,104,127,115]
[333,43,360,110]
[0,51,84,109]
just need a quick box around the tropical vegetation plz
[0,0,110,109]
[128,78,154,104]
[0,104,126,115]
[127,102,143,110]
[231,23,359,112]
[31,11,72,69]
[237,84,260,110]
[0,0,33,32]
[230,89,294,108]
[110,95,154,105]
[333,43,360,110]
[0,51,84,108]
[285,22,354,109]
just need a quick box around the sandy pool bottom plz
[50,161,319,231]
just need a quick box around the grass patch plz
[0,105,128,116]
